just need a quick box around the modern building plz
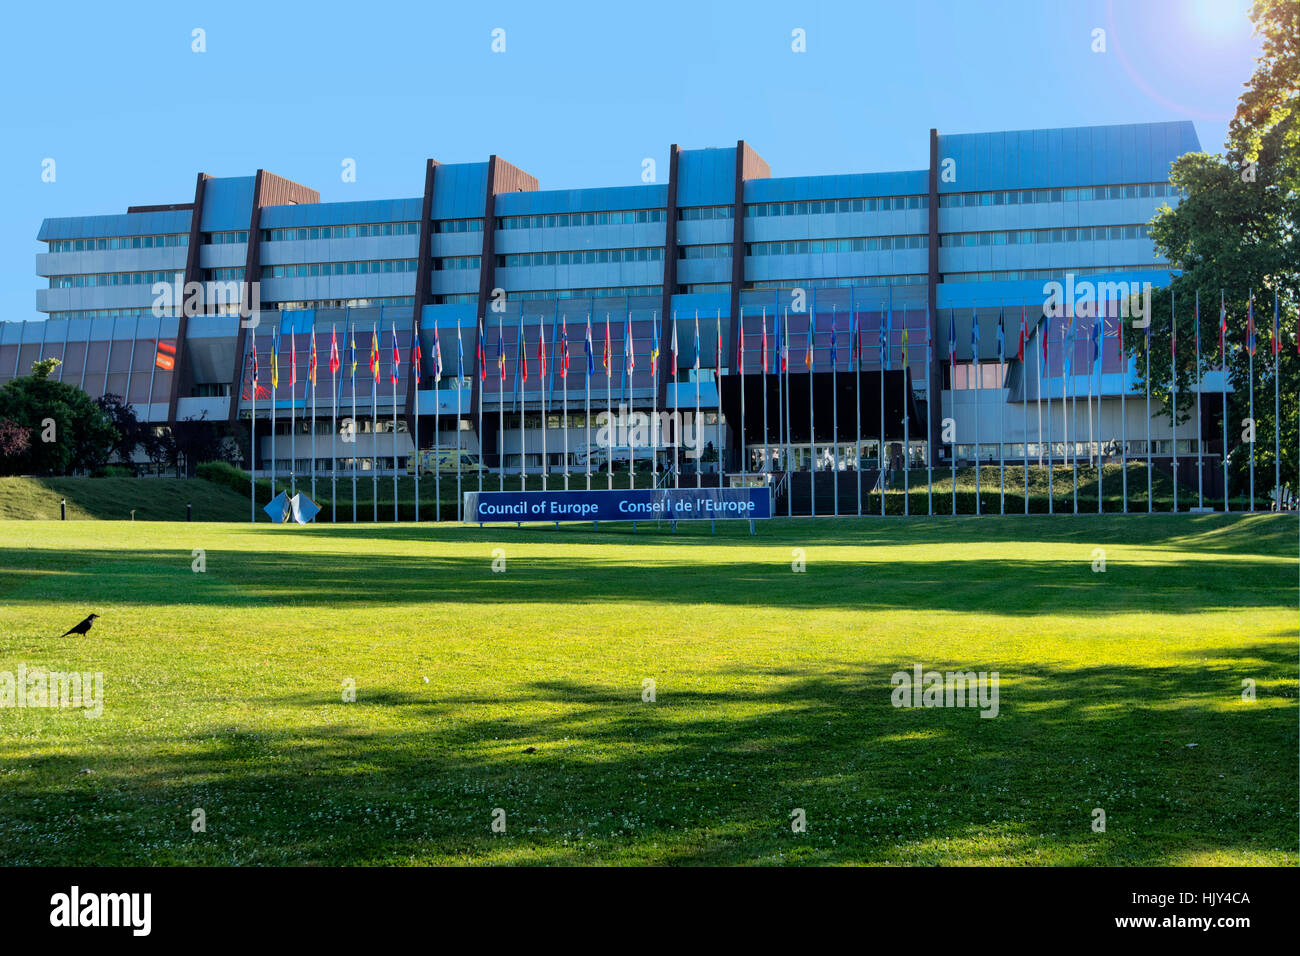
[4,120,1229,510]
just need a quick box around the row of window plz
[748,236,929,256]
[47,234,189,253]
[436,218,484,233]
[207,268,246,281]
[680,283,729,294]
[678,205,734,221]
[680,244,732,260]
[205,231,248,244]
[747,274,928,291]
[745,196,929,218]
[496,209,668,230]
[435,256,482,271]
[938,182,1182,208]
[261,222,421,242]
[941,264,1171,283]
[50,269,183,289]
[46,308,174,321]
[940,224,1153,248]
[507,285,662,301]
[266,297,415,311]
[498,247,665,268]
[262,259,418,278]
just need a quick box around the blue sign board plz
[463,487,771,524]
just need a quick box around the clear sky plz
[0,0,1261,322]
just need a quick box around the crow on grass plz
[59,614,99,637]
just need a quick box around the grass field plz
[0,514,1295,865]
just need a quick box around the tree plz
[169,414,245,477]
[0,360,117,475]
[0,418,31,475]
[94,393,148,470]
[1132,0,1298,498]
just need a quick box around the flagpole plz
[610,314,616,490]
[972,304,981,516]
[809,294,817,517]
[413,324,420,522]
[831,305,839,515]
[1222,290,1229,511]
[716,308,724,493]
[1248,289,1256,511]
[585,310,592,491]
[651,310,659,487]
[311,328,317,504]
[926,306,934,517]
[249,332,256,523]
[695,311,701,490]
[1070,304,1078,515]
[627,306,635,491]
[516,313,525,493]
[1171,289,1178,514]
[349,313,357,523]
[434,323,441,520]
[853,295,863,516]
[1120,305,1128,514]
[740,306,748,485]
[1045,317,1055,515]
[331,323,338,522]
[392,324,400,521]
[290,328,297,498]
[1196,291,1203,509]
[783,306,792,516]
[998,304,1005,515]
[901,304,909,516]
[498,311,505,494]
[1273,291,1281,508]
[271,329,277,502]
[562,313,570,491]
[672,312,680,490]
[1094,310,1101,514]
[761,308,769,485]
[949,309,956,517]
[879,297,885,518]
[455,324,462,522]
[1146,310,1153,514]
[477,318,484,501]
[371,325,378,523]
[1021,308,1029,514]
[541,309,548,492]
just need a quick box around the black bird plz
[59,614,99,637]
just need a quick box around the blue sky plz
[0,0,1261,321]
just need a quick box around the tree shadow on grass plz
[0,644,1294,866]
[0,544,1292,616]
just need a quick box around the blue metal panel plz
[38,209,193,241]
[430,163,490,220]
[198,177,257,232]
[675,148,736,207]
[259,198,423,228]
[494,184,666,216]
[746,170,928,202]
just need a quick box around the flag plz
[1018,307,1027,363]
[473,319,484,382]
[432,325,442,384]
[271,330,280,389]
[520,323,528,385]
[412,322,423,382]
[693,315,701,371]
[970,309,980,356]
[584,315,595,376]
[348,329,357,384]
[761,313,768,374]
[996,309,1005,363]
[828,318,836,366]
[1271,293,1280,357]
[369,327,380,383]
[900,323,908,368]
[670,315,678,377]
[251,333,260,389]
[390,324,400,385]
[779,311,789,373]
[560,314,570,379]
[290,329,298,386]
[947,309,957,364]
[309,328,318,386]
[456,325,464,381]
[715,318,722,383]
[1246,293,1256,356]
[604,315,612,374]
[1090,313,1101,367]
[329,326,340,377]
[649,317,659,379]
[538,321,547,380]
[496,324,506,382]
[806,309,816,370]
[625,313,634,373]
[879,308,889,370]
[849,311,859,365]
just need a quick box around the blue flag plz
[584,315,595,376]
[996,309,1005,362]
[947,309,957,363]
[1090,313,1102,366]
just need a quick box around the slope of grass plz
[0,476,251,521]
[0,514,1293,866]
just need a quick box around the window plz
[47,233,189,252]
[260,222,419,241]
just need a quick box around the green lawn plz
[0,514,1294,865]
[0,476,250,522]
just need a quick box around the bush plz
[91,464,134,478]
